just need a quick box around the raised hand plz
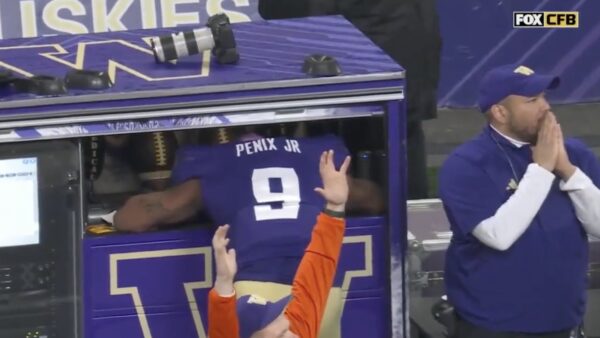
[555,122,576,180]
[314,150,351,212]
[212,224,237,295]
[532,112,560,172]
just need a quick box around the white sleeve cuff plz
[218,290,236,298]
[559,167,594,191]
[528,163,557,182]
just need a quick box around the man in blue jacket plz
[439,64,600,338]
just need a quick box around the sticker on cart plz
[171,115,225,127]
[35,126,89,136]
[224,111,278,123]
[106,120,163,131]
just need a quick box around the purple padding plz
[89,311,208,338]
[342,294,389,338]
[84,227,213,313]
[336,220,386,292]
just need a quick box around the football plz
[128,131,179,190]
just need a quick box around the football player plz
[112,130,384,338]
[209,149,349,338]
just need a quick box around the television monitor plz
[0,157,39,248]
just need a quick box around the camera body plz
[150,13,239,64]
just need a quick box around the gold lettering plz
[20,0,38,37]
[43,0,89,34]
[0,39,211,84]
[110,248,212,338]
[92,0,134,32]
[139,0,158,29]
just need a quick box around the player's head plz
[478,64,559,144]
[237,294,298,338]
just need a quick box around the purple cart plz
[0,16,407,338]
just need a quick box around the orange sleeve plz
[208,288,240,338]
[284,213,345,338]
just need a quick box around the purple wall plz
[437,0,600,107]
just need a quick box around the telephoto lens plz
[150,27,214,62]
[150,13,239,64]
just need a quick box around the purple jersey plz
[171,134,348,284]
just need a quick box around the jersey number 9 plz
[251,167,300,221]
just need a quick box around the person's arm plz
[258,0,310,19]
[284,212,345,338]
[553,128,600,238]
[442,115,560,251]
[258,0,335,19]
[208,224,240,338]
[472,163,555,250]
[208,289,239,338]
[441,156,555,251]
[558,168,600,238]
[285,149,349,338]
[113,179,202,232]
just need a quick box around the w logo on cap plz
[477,64,559,113]
[237,294,292,337]
[514,66,535,76]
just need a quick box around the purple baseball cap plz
[237,294,292,338]
[478,64,560,113]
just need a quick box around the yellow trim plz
[184,282,210,338]
[0,61,34,77]
[341,235,373,292]
[0,41,211,84]
[109,247,212,338]
[0,44,59,77]
[106,235,374,338]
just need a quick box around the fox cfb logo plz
[513,12,579,28]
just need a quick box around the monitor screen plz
[0,157,39,248]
